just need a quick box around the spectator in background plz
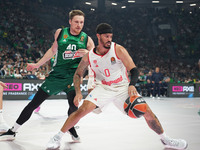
[145,71,153,97]
[0,65,7,77]
[14,68,22,79]
[161,75,170,97]
[152,67,163,99]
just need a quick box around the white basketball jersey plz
[88,42,129,88]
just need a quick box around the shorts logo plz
[94,98,97,101]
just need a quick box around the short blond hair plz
[69,10,85,20]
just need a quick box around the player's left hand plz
[128,85,138,97]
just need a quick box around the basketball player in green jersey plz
[0,10,94,142]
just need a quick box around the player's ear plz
[96,33,100,39]
[69,19,72,25]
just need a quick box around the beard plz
[104,42,111,49]
[100,38,111,49]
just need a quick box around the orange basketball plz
[124,95,147,118]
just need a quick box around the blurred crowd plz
[0,0,200,97]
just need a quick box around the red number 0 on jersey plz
[104,69,110,77]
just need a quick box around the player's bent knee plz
[77,100,96,115]
[143,105,155,119]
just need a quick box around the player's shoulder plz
[55,28,62,34]
[54,28,63,39]
[115,43,127,53]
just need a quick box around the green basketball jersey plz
[49,27,88,78]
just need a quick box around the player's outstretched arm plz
[27,29,61,71]
[73,54,90,106]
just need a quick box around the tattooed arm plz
[73,54,90,106]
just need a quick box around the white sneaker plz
[0,122,10,133]
[46,136,61,149]
[161,137,188,150]
[157,97,160,99]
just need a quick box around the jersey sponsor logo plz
[111,57,116,65]
[63,51,73,59]
[101,75,123,86]
[63,51,81,59]
[73,51,81,59]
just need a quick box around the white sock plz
[54,131,65,140]
[159,132,168,140]
[0,110,5,123]
[11,122,21,132]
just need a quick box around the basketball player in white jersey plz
[46,23,187,150]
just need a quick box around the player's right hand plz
[74,93,83,107]
[26,63,39,71]
[128,85,138,97]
